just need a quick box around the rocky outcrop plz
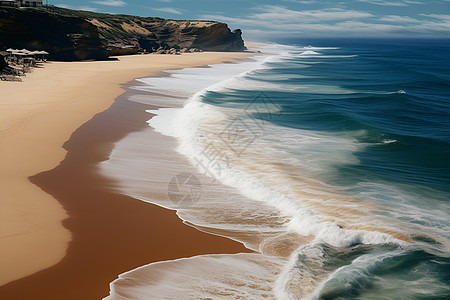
[0,7,108,61]
[0,7,246,61]
[191,24,245,51]
[54,7,247,54]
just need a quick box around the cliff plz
[0,7,108,60]
[0,6,246,61]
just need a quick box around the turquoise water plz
[197,39,450,298]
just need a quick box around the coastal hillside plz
[0,6,246,61]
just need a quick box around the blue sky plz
[56,0,450,40]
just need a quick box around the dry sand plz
[0,51,252,289]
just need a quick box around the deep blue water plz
[199,39,450,298]
[269,39,449,192]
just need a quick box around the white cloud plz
[153,7,183,15]
[200,5,450,38]
[420,14,450,20]
[201,6,374,27]
[92,0,126,6]
[358,0,407,6]
[251,6,373,22]
[57,4,98,11]
[380,15,421,23]
[403,0,423,4]
[357,0,423,6]
[282,0,318,4]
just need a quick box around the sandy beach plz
[0,51,253,299]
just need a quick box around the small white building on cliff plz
[0,0,19,7]
[0,0,43,7]
[21,0,43,7]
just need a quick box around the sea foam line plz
[147,44,407,299]
[167,49,403,244]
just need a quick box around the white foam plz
[300,50,321,56]
[105,253,285,300]
[301,55,358,58]
[146,108,181,137]
[146,51,415,299]
[367,89,407,95]
[102,43,433,299]
[303,248,400,300]
[142,44,407,251]
[302,244,448,299]
[381,139,398,144]
[303,45,341,50]
[153,53,404,250]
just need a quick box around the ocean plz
[102,39,450,299]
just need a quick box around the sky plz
[55,0,450,40]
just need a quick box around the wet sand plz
[0,52,254,299]
[0,80,251,300]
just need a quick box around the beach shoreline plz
[0,50,254,297]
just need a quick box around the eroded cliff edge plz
[0,6,246,61]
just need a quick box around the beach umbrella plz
[5,48,16,59]
[34,50,49,60]
[28,51,40,62]
[20,49,33,56]
[6,49,19,58]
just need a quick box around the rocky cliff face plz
[0,7,108,60]
[0,7,246,61]
[54,7,246,54]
